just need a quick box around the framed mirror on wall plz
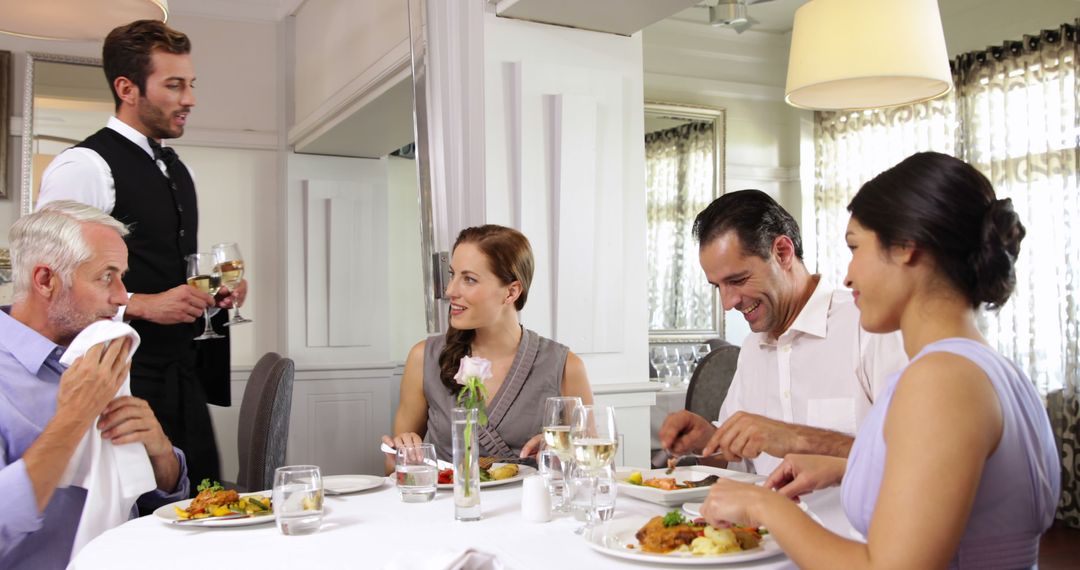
[645,102,725,343]
[20,53,112,215]
[0,51,10,200]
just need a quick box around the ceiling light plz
[0,0,168,42]
[785,0,952,110]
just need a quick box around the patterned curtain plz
[814,95,958,285]
[957,23,1080,527]
[813,20,1080,526]
[646,122,716,331]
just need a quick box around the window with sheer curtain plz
[646,121,717,333]
[812,21,1079,525]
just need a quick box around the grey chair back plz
[684,341,740,421]
[236,352,295,492]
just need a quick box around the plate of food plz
[616,466,763,507]
[154,479,275,527]
[435,463,536,490]
[584,510,782,565]
[323,474,385,495]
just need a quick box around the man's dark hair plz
[692,189,803,260]
[103,19,191,110]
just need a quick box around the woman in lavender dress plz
[699,152,1059,569]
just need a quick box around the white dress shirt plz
[37,116,190,214]
[37,116,194,322]
[716,278,908,475]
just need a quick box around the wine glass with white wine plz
[211,242,252,326]
[570,404,618,534]
[185,253,225,340]
[542,396,582,512]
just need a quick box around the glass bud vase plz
[452,407,482,521]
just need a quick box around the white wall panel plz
[485,14,648,384]
[286,154,390,366]
[302,180,377,349]
[284,366,400,477]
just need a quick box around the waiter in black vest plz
[38,20,246,495]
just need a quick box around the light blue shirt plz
[0,307,189,569]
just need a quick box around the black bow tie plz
[147,138,179,171]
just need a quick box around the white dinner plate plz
[323,474,385,495]
[584,517,784,565]
[435,464,537,490]
[616,466,764,507]
[154,491,275,527]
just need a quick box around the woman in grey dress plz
[382,225,593,467]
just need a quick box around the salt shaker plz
[521,475,552,522]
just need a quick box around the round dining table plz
[69,474,857,569]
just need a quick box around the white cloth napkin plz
[58,320,156,557]
[383,547,504,570]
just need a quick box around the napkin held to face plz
[58,320,156,557]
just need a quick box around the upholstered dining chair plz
[650,341,742,468]
[684,340,741,422]
[235,352,296,492]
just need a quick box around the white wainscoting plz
[213,364,402,481]
[212,368,659,479]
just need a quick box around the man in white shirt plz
[37,20,246,493]
[659,190,907,475]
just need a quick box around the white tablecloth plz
[70,476,855,569]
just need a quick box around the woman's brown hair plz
[438,225,534,394]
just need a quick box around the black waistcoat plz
[77,128,199,353]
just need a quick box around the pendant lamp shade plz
[785,0,952,111]
[0,0,168,42]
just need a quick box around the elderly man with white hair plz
[0,200,188,570]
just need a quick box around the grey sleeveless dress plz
[422,328,569,461]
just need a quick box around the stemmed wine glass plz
[185,253,225,341]
[542,396,581,512]
[570,404,618,534]
[649,346,668,382]
[662,347,681,387]
[211,242,252,326]
[691,343,712,375]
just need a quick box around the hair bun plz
[971,198,1026,308]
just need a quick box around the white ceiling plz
[665,0,808,34]
[658,0,1080,55]
[168,0,300,22]
[493,0,702,36]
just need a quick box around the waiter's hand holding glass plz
[185,253,225,341]
[211,242,252,326]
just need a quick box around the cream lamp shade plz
[0,0,168,42]
[785,0,952,111]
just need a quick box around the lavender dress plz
[841,338,1059,569]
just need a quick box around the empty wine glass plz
[570,404,618,534]
[542,396,581,512]
[649,346,668,382]
[211,242,252,326]
[677,347,696,385]
[691,343,712,374]
[662,347,681,387]
[185,253,224,341]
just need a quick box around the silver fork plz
[663,450,726,474]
